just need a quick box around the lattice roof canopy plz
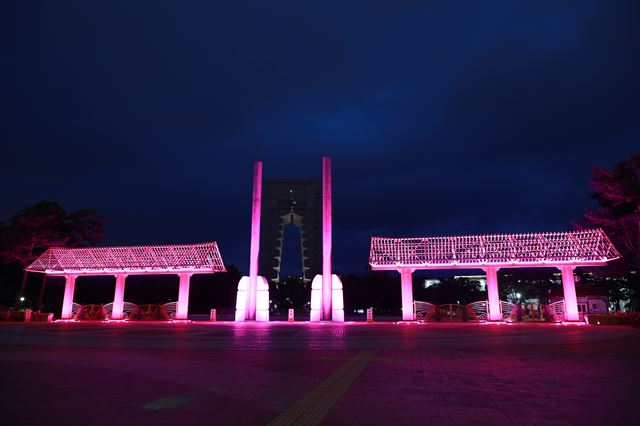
[369,229,620,270]
[26,242,226,275]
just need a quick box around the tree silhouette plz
[582,153,640,271]
[415,277,485,305]
[0,201,104,304]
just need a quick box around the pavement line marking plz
[269,353,364,426]
[268,350,377,426]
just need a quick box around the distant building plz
[424,279,440,289]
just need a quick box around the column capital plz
[556,264,576,272]
[481,266,500,273]
[397,268,415,274]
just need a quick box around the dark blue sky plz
[2,1,639,274]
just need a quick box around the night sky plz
[3,2,639,275]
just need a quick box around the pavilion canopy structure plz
[26,242,226,275]
[369,229,619,270]
[369,229,620,321]
[26,242,226,320]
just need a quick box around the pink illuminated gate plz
[369,229,619,322]
[26,242,226,320]
[235,157,344,322]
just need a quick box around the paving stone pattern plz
[0,322,638,425]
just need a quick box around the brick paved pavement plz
[0,322,638,425]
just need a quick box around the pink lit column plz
[247,161,262,321]
[60,274,77,319]
[176,272,192,320]
[400,268,414,321]
[322,156,332,320]
[111,274,127,320]
[560,265,579,321]
[484,267,502,321]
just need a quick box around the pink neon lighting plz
[560,266,579,321]
[484,267,501,321]
[322,156,333,320]
[60,274,77,319]
[369,229,619,270]
[111,274,127,320]
[25,242,226,275]
[176,272,192,320]
[247,161,262,321]
[400,269,413,321]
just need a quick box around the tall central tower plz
[235,157,344,322]
[259,179,322,284]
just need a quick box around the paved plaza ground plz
[1,321,639,425]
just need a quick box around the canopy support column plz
[61,274,77,319]
[177,273,192,320]
[399,268,414,321]
[484,267,502,321]
[560,265,579,321]
[111,274,127,320]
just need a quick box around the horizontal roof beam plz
[369,228,620,270]
[25,242,226,275]
[370,261,611,271]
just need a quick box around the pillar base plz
[235,276,269,322]
[235,276,247,321]
[486,316,504,322]
[332,275,344,322]
[256,276,270,322]
[310,274,344,322]
[310,275,322,321]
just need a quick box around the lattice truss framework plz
[369,229,620,270]
[26,242,226,275]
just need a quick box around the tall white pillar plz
[484,267,502,321]
[111,274,127,320]
[400,268,414,321]
[560,265,579,321]
[322,156,333,320]
[247,161,262,321]
[176,273,192,320]
[61,274,77,319]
